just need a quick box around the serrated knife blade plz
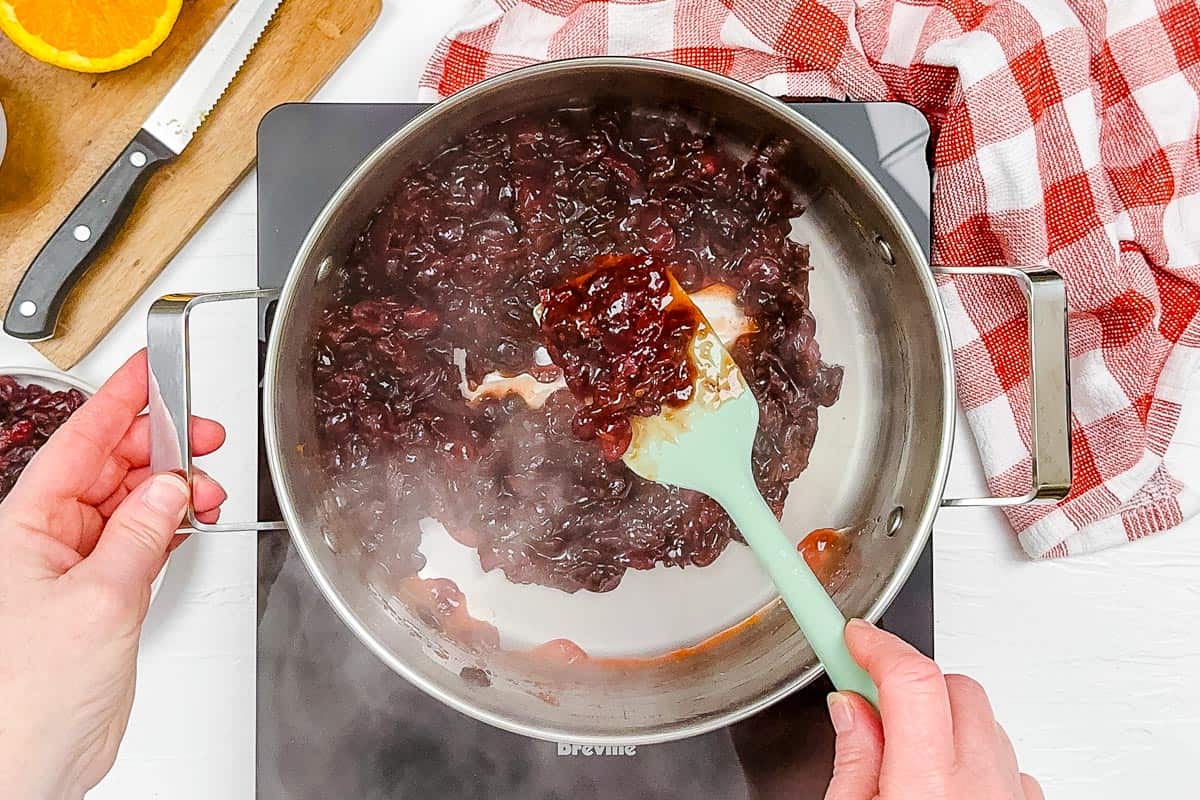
[144,0,284,154]
[4,0,283,341]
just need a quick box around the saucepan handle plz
[147,288,288,532]
[932,266,1073,507]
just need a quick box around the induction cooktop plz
[255,101,933,800]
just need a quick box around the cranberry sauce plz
[312,105,843,594]
[0,377,86,500]
[540,254,700,462]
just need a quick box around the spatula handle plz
[720,487,879,707]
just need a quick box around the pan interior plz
[411,192,890,657]
[264,59,947,743]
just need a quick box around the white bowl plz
[0,366,95,396]
[0,367,168,603]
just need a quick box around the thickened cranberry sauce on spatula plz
[539,257,878,704]
[537,253,702,463]
[312,105,843,595]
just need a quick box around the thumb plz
[825,691,885,800]
[81,473,189,587]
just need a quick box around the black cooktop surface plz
[255,102,933,800]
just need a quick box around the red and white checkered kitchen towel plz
[418,0,1200,558]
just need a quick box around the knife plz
[4,0,283,341]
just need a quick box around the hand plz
[0,351,226,800]
[825,619,1043,800]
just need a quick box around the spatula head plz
[621,299,760,497]
[534,254,760,492]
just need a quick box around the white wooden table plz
[2,2,1197,797]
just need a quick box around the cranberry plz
[399,307,440,336]
[540,254,698,461]
[0,380,86,501]
[311,105,842,594]
[0,419,35,454]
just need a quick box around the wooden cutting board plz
[0,0,381,368]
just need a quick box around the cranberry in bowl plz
[0,367,168,603]
[0,367,92,501]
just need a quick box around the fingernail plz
[144,474,189,515]
[846,618,873,632]
[827,692,854,734]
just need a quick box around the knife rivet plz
[17,301,36,318]
[129,150,148,168]
[73,225,92,242]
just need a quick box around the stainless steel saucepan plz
[146,58,1071,745]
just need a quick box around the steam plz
[406,283,777,656]
[453,284,755,410]
[314,281,776,665]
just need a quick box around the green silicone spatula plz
[621,288,879,707]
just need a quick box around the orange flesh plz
[8,0,170,57]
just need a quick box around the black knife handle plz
[4,130,175,341]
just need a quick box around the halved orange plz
[0,0,182,73]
